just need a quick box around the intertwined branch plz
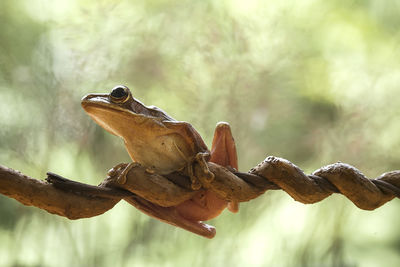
[247,156,400,209]
[1,156,399,238]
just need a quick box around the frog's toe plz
[117,174,127,184]
[145,167,156,174]
[195,152,210,162]
[107,163,128,177]
[203,171,215,183]
[191,179,202,190]
[117,162,140,184]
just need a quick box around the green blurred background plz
[1,0,400,266]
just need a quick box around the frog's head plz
[81,85,172,137]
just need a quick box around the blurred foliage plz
[1,0,400,266]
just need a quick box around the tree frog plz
[81,85,238,228]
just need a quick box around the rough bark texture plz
[250,156,400,210]
[0,166,121,219]
[1,156,400,238]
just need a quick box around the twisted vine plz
[245,156,400,210]
[1,156,399,238]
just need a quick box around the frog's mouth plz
[81,94,152,137]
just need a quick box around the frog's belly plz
[125,135,194,174]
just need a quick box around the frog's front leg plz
[164,120,214,190]
[188,152,215,190]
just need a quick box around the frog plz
[81,85,239,235]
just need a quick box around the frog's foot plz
[116,162,141,185]
[188,152,215,190]
[107,163,128,178]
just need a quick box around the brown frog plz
[81,85,238,237]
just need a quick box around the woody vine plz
[1,155,399,238]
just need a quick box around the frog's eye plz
[110,85,130,103]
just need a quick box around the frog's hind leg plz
[210,122,239,213]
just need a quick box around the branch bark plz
[0,165,121,219]
[1,156,400,238]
